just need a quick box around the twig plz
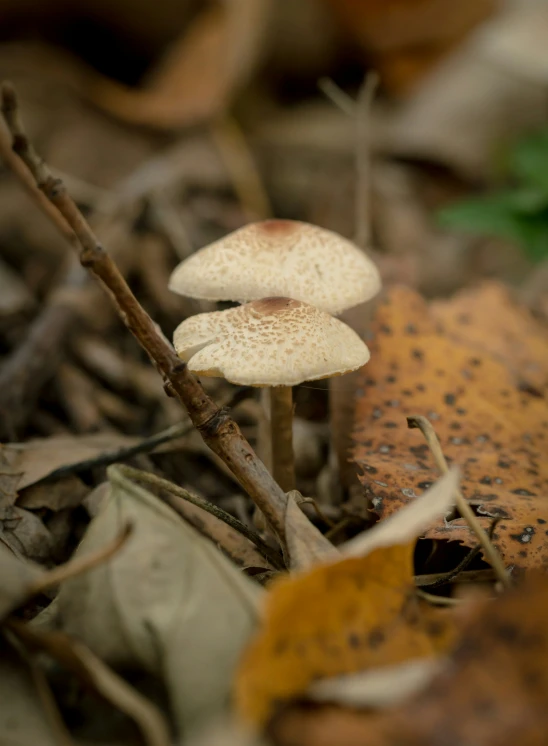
[6,620,170,746]
[27,524,133,595]
[119,465,285,570]
[354,72,379,249]
[6,633,75,746]
[1,81,288,541]
[318,77,356,116]
[318,73,379,248]
[414,568,495,585]
[407,414,511,588]
[416,589,462,607]
[415,545,481,588]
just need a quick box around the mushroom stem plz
[269,385,295,492]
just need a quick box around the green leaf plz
[509,130,548,196]
[438,194,527,243]
[438,196,548,263]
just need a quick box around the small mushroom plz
[169,219,381,315]
[174,297,370,491]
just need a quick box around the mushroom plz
[168,219,381,316]
[173,297,370,491]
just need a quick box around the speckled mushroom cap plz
[168,220,381,315]
[173,297,370,386]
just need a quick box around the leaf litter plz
[52,464,262,739]
[1,9,548,744]
[353,284,548,572]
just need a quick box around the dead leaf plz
[54,464,262,738]
[0,444,23,517]
[2,433,140,492]
[341,468,459,559]
[377,3,548,177]
[0,256,33,321]
[18,474,88,512]
[234,473,459,727]
[89,0,270,130]
[1,507,54,563]
[0,543,42,621]
[308,657,443,709]
[270,574,548,746]
[431,281,548,396]
[352,286,548,571]
[323,0,495,94]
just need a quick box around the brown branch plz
[0,82,288,541]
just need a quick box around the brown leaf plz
[352,286,548,571]
[322,0,495,94]
[235,470,461,728]
[270,574,548,746]
[432,282,548,396]
[89,0,270,129]
[2,433,140,492]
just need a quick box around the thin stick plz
[318,73,379,248]
[416,589,462,607]
[354,72,379,249]
[318,77,356,116]
[414,568,495,586]
[7,620,170,746]
[407,414,511,588]
[7,634,75,746]
[28,524,133,595]
[118,465,285,569]
[270,385,295,492]
[1,82,288,542]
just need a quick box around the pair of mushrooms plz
[169,219,381,492]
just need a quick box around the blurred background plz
[0,0,547,534]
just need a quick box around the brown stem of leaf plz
[407,414,511,589]
[270,385,295,493]
[27,524,133,596]
[118,464,285,569]
[0,81,288,542]
[6,620,170,746]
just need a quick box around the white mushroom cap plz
[169,220,381,315]
[173,297,370,386]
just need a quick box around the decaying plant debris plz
[1,3,548,744]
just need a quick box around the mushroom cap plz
[173,297,370,386]
[169,219,381,315]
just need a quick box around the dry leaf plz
[54,464,262,738]
[352,286,548,571]
[323,0,495,94]
[1,507,54,563]
[234,474,458,727]
[0,543,42,620]
[271,574,548,746]
[376,0,548,177]
[2,433,140,492]
[18,474,88,512]
[308,657,443,709]
[89,0,270,130]
[0,256,33,321]
[431,281,548,396]
[341,467,459,559]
